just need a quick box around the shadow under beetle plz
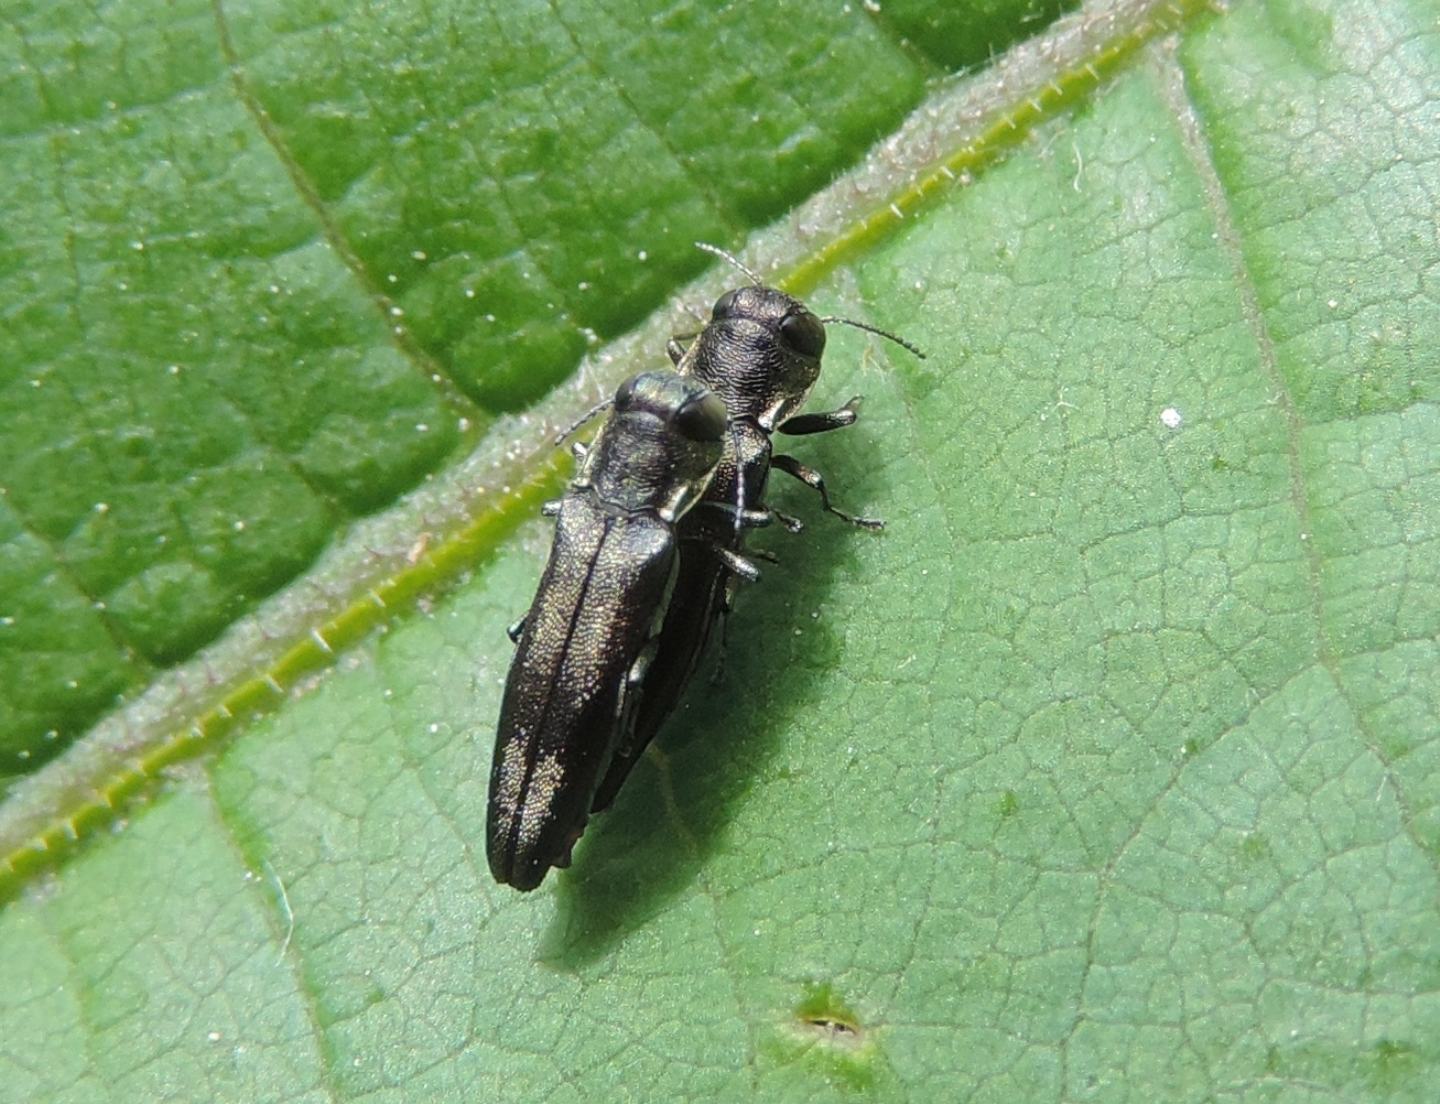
[587,244,924,814]
[487,369,728,891]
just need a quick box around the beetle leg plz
[710,543,762,581]
[627,639,656,691]
[708,577,748,684]
[553,821,586,869]
[694,501,803,534]
[608,650,652,762]
[667,334,697,364]
[772,509,804,534]
[541,499,562,517]
[708,613,732,685]
[777,396,862,436]
[695,500,774,528]
[705,548,761,685]
[771,453,883,530]
[506,615,527,644]
[685,535,762,581]
[570,440,588,462]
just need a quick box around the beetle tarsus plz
[772,453,884,530]
[773,509,804,534]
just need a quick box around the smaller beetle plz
[487,370,728,891]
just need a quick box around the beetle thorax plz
[580,410,721,518]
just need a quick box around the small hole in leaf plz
[769,984,888,1092]
[801,1014,860,1041]
[794,984,865,1048]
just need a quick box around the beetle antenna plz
[733,455,746,539]
[553,397,612,446]
[819,316,927,360]
[693,242,925,359]
[695,241,764,287]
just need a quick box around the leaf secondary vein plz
[1161,28,1435,874]
[208,0,483,418]
[541,0,748,237]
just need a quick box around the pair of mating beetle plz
[487,246,920,891]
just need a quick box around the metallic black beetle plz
[487,369,728,890]
[588,247,922,813]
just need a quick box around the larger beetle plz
[488,369,728,890]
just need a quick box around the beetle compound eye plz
[673,390,728,442]
[779,311,826,358]
[612,372,642,411]
[711,288,743,320]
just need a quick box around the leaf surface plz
[1,1,1436,1101]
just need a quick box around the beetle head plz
[682,284,826,431]
[581,370,727,518]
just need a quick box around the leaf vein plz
[208,0,481,414]
[1161,38,1436,876]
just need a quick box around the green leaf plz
[3,0,1437,1101]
